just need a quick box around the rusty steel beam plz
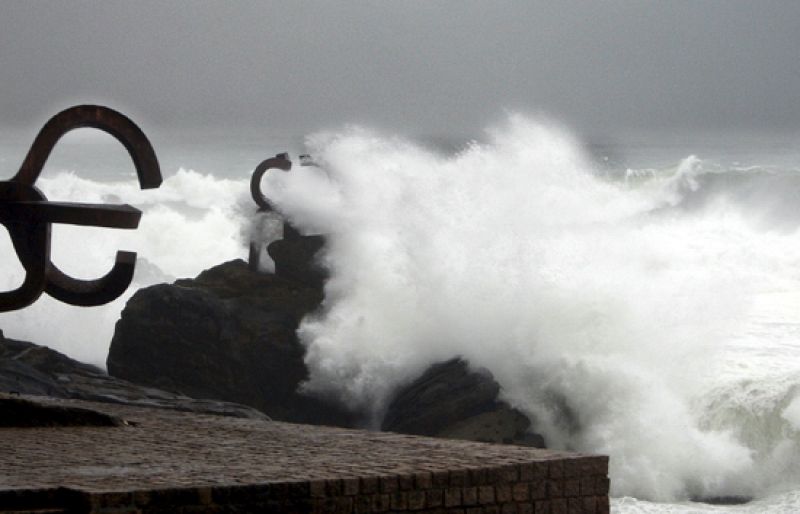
[0,105,162,311]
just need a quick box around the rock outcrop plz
[267,234,327,289]
[107,258,356,426]
[382,358,545,447]
[0,330,267,419]
[0,394,124,427]
[107,234,544,446]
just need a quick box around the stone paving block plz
[500,465,519,483]
[519,461,548,481]
[444,487,462,507]
[511,482,529,502]
[462,487,478,506]
[432,470,450,488]
[595,477,610,496]
[381,475,399,494]
[372,493,391,512]
[327,478,345,497]
[495,484,512,503]
[596,495,610,514]
[546,480,563,498]
[407,489,427,510]
[309,479,327,498]
[361,476,380,495]
[354,494,372,513]
[334,495,354,513]
[478,485,495,505]
[398,474,415,491]
[529,480,546,500]
[414,472,433,490]
[391,491,408,510]
[582,496,598,514]
[141,487,205,507]
[342,477,360,496]
[548,461,564,480]
[449,469,468,487]
[90,491,135,508]
[580,456,609,478]
[312,496,337,514]
[518,503,534,514]
[579,477,595,497]
[564,479,580,497]
[551,498,568,514]
[563,458,584,479]
[501,503,517,514]
[426,488,444,508]
[468,468,487,487]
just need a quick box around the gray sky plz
[1,1,799,138]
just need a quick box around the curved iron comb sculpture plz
[250,152,292,213]
[0,105,162,311]
[249,153,295,270]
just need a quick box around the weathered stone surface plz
[107,259,355,426]
[0,394,122,427]
[0,329,267,420]
[382,358,545,447]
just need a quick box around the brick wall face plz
[82,457,609,514]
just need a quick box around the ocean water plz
[2,115,800,512]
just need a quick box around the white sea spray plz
[264,115,800,503]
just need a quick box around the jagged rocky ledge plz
[2,233,545,447]
[106,231,546,446]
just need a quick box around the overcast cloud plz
[1,1,799,137]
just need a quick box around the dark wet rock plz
[107,259,356,426]
[107,242,545,445]
[267,234,327,289]
[693,496,753,506]
[0,330,267,420]
[0,395,122,428]
[382,358,545,447]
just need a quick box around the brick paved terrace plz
[0,395,609,513]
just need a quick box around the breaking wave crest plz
[262,115,800,503]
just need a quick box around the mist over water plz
[3,115,800,510]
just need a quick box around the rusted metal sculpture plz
[248,152,300,269]
[0,105,162,311]
[248,152,327,285]
[250,152,292,214]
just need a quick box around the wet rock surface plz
[107,259,355,426]
[383,358,545,447]
[267,234,327,289]
[0,329,267,420]
[106,238,544,445]
[101,236,544,447]
[0,394,123,427]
